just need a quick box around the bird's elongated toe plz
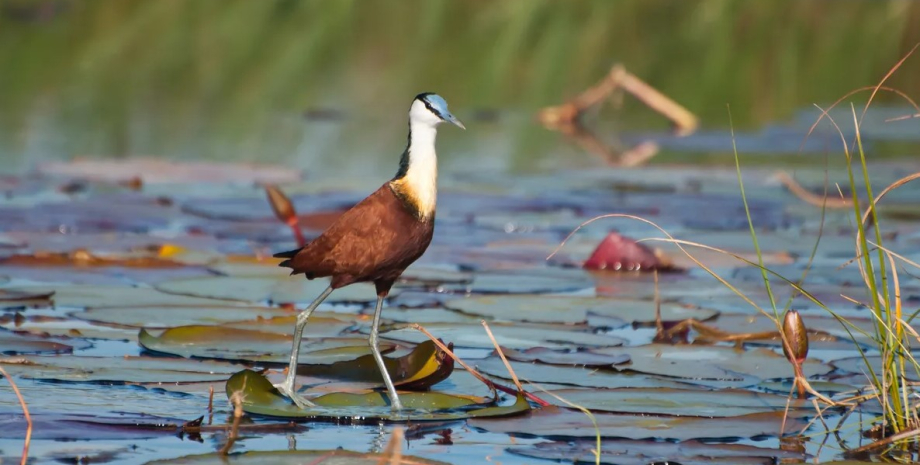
[273,382,316,409]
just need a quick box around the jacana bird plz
[273,93,464,411]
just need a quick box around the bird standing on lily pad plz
[273,93,465,411]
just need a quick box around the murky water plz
[3,2,920,464]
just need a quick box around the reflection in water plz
[0,1,919,174]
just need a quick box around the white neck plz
[405,121,438,215]
[391,120,438,219]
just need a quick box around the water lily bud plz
[265,185,297,225]
[782,309,809,364]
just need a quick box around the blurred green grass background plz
[1,0,918,174]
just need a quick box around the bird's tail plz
[273,248,300,269]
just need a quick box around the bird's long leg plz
[369,294,404,411]
[274,285,334,408]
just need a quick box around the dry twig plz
[0,366,30,465]
[219,389,245,456]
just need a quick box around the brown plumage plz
[270,92,464,412]
[274,182,434,296]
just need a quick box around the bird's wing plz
[284,184,410,278]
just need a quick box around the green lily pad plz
[509,439,805,465]
[139,326,387,364]
[608,344,832,385]
[375,322,625,349]
[474,355,691,390]
[224,369,530,421]
[73,304,293,328]
[400,264,474,285]
[299,340,454,389]
[155,276,385,304]
[831,355,920,382]
[0,287,54,309]
[440,272,593,294]
[0,333,75,355]
[0,355,240,384]
[140,327,452,389]
[0,315,136,341]
[146,449,452,465]
[365,306,483,324]
[469,406,806,440]
[19,285,231,309]
[0,376,209,420]
[445,295,718,325]
[502,347,631,367]
[543,387,809,417]
[220,313,357,336]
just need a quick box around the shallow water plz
[3,2,920,464]
[2,152,920,463]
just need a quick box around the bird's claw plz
[273,382,316,409]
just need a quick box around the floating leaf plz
[605,344,832,387]
[509,439,804,465]
[474,356,690,390]
[20,285,231,309]
[147,449,452,465]
[445,295,718,325]
[469,406,806,440]
[140,327,451,389]
[139,326,385,364]
[1,355,239,384]
[74,304,297,328]
[832,356,920,382]
[0,379,210,429]
[0,287,54,309]
[0,412,190,441]
[0,315,136,341]
[302,340,454,389]
[0,333,74,355]
[155,276,387,304]
[0,250,187,268]
[542,387,808,417]
[501,347,630,367]
[376,322,625,350]
[224,369,530,421]
[439,271,593,294]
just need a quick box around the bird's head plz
[410,93,465,130]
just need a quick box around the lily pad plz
[502,347,631,367]
[21,285,232,309]
[0,315,136,341]
[0,355,240,384]
[0,333,75,355]
[469,406,806,440]
[0,287,55,309]
[509,439,805,465]
[140,327,452,389]
[224,369,530,421]
[0,378,210,424]
[73,304,296,328]
[299,340,455,389]
[440,272,593,294]
[0,412,192,441]
[542,387,809,417]
[606,344,832,387]
[831,355,920,382]
[139,326,385,364]
[474,356,692,390]
[445,295,718,325]
[376,322,626,350]
[147,450,452,465]
[155,276,384,304]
